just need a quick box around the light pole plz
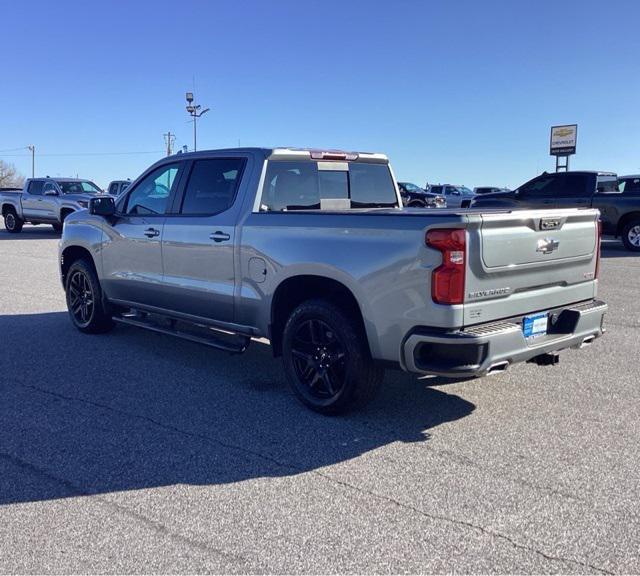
[185,92,210,152]
[27,145,35,177]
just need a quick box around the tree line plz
[0,160,25,188]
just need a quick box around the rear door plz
[21,180,46,219]
[159,156,248,322]
[463,209,599,325]
[101,162,184,307]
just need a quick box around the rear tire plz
[282,299,384,414]
[65,258,114,333]
[621,219,640,252]
[3,209,24,233]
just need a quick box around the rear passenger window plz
[28,181,44,195]
[556,174,590,197]
[180,158,245,215]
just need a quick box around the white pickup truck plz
[0,177,105,233]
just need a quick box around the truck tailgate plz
[464,208,599,326]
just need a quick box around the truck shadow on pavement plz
[601,240,639,258]
[0,226,60,240]
[0,312,475,507]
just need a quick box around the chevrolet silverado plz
[59,148,607,413]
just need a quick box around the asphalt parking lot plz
[0,223,638,574]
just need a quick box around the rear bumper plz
[402,299,607,377]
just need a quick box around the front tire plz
[65,259,114,333]
[52,223,63,233]
[282,299,384,414]
[3,209,24,233]
[622,219,640,252]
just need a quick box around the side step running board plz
[113,314,251,354]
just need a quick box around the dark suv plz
[472,171,640,251]
[397,182,445,208]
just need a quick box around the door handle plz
[210,231,231,242]
[144,227,160,238]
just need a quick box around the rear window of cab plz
[260,161,398,211]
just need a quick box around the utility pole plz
[163,132,176,156]
[185,92,210,152]
[27,145,35,177]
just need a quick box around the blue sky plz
[2,0,639,189]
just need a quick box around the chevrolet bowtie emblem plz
[537,237,560,254]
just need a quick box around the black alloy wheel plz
[64,259,114,333]
[291,318,348,400]
[282,299,384,414]
[68,269,95,328]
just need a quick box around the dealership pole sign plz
[550,124,577,156]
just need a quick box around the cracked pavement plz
[0,226,639,574]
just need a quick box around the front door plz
[160,157,247,323]
[443,186,462,208]
[515,174,557,208]
[101,162,183,307]
[41,182,60,220]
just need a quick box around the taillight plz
[426,228,466,304]
[595,219,602,279]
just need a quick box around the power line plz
[0,150,164,158]
[0,146,30,153]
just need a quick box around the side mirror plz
[44,190,59,196]
[89,196,116,217]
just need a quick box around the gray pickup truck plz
[0,177,104,233]
[59,147,607,413]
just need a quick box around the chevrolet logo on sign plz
[554,128,573,137]
[537,238,560,254]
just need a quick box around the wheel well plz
[1,203,17,216]
[60,208,74,220]
[270,275,368,357]
[617,212,640,236]
[61,246,96,286]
